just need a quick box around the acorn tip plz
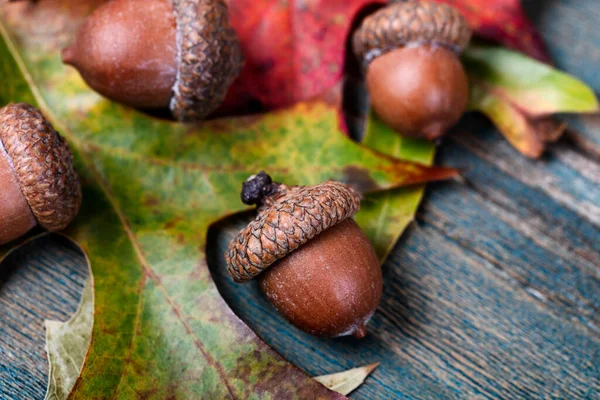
[422,121,447,141]
[61,45,76,66]
[353,324,368,339]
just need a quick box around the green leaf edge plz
[464,45,599,116]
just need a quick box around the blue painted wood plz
[1,0,600,399]
[0,236,87,400]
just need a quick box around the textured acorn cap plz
[170,0,244,122]
[353,1,472,66]
[0,103,81,232]
[226,179,361,283]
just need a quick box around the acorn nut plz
[226,172,382,339]
[61,0,244,122]
[353,1,472,140]
[0,103,81,245]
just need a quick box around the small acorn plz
[0,103,81,245]
[226,172,382,339]
[353,1,472,140]
[61,0,243,122]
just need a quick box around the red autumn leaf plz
[219,0,549,113]
[432,0,550,62]
[219,0,383,113]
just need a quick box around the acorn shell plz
[170,0,244,122]
[0,103,81,231]
[353,1,472,66]
[226,181,361,283]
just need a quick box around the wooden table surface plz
[1,0,599,399]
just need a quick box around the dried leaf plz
[45,277,93,400]
[0,3,455,398]
[314,363,380,396]
[464,45,599,157]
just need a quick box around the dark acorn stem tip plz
[241,172,279,206]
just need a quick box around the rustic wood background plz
[1,0,599,398]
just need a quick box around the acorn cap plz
[353,1,472,67]
[0,103,81,232]
[226,174,361,283]
[170,0,244,122]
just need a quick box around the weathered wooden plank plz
[449,118,600,226]
[372,225,599,399]
[0,236,87,400]
[1,0,600,399]
[435,127,600,333]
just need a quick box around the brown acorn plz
[0,103,81,245]
[61,0,243,122]
[353,1,472,140]
[226,172,382,339]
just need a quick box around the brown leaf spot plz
[164,217,184,230]
[341,165,379,194]
[143,196,160,207]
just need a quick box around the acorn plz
[0,103,81,245]
[352,1,472,140]
[226,172,382,339]
[61,0,243,122]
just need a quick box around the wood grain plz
[0,235,87,400]
[1,0,600,399]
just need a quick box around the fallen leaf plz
[356,114,436,260]
[221,0,549,112]
[0,2,456,398]
[464,45,599,157]
[314,363,380,396]
[45,275,93,400]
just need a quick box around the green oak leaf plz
[38,112,435,400]
[0,2,454,398]
[356,114,435,261]
[39,114,433,399]
[464,45,599,158]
